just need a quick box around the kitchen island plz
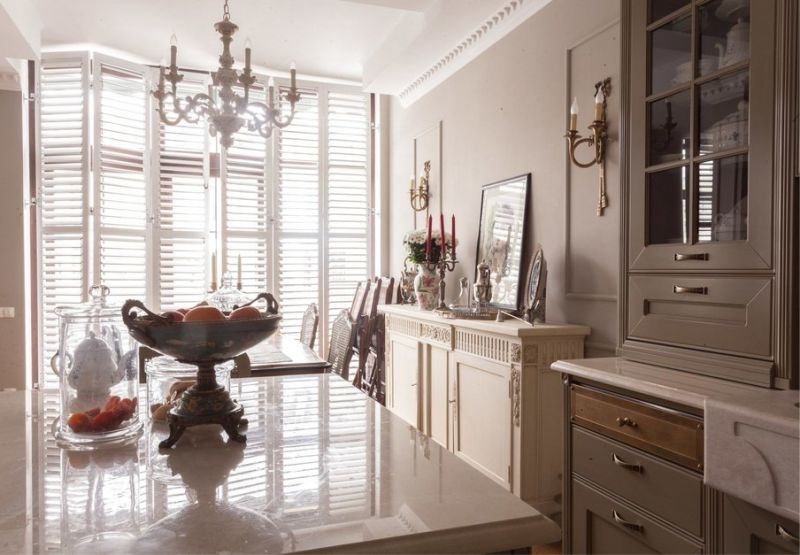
[1,374,560,553]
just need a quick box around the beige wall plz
[0,89,27,388]
[388,0,621,355]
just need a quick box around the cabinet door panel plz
[387,335,421,428]
[572,479,702,554]
[427,345,449,448]
[723,496,800,554]
[451,352,511,489]
[628,274,772,357]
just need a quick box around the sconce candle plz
[425,215,432,259]
[566,78,611,216]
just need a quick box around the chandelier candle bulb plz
[570,97,578,131]
[290,62,296,89]
[169,34,177,66]
[244,40,251,70]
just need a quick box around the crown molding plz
[397,0,551,107]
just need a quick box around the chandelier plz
[152,0,300,148]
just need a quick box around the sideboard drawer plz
[570,385,704,471]
[627,275,772,358]
[572,427,703,536]
[572,478,702,554]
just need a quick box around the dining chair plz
[299,303,319,350]
[327,309,358,381]
[374,276,395,305]
[352,278,384,388]
[349,280,370,321]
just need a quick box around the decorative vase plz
[413,264,439,311]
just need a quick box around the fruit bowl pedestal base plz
[158,362,247,449]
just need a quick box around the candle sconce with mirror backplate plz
[409,160,431,212]
[566,78,611,216]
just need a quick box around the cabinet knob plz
[616,416,638,428]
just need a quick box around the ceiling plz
[21,0,548,100]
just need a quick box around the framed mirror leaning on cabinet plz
[620,0,798,388]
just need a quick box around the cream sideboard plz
[380,305,590,512]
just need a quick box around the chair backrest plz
[299,303,319,350]
[349,281,370,320]
[373,276,396,305]
[327,309,357,381]
[362,278,383,319]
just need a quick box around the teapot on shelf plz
[715,17,749,69]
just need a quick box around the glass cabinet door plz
[628,0,775,270]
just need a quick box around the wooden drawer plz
[627,275,772,358]
[570,385,704,471]
[722,495,800,554]
[572,478,702,554]
[572,427,703,536]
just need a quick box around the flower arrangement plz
[404,229,457,265]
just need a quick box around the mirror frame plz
[474,173,532,313]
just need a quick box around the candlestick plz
[236,254,242,290]
[451,214,456,260]
[439,213,446,257]
[210,253,217,291]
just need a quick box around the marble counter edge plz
[379,305,591,338]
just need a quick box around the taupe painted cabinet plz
[380,305,589,511]
[620,0,798,388]
[562,375,800,554]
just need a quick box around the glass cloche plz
[51,285,142,448]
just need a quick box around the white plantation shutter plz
[38,55,90,389]
[154,76,210,310]
[276,87,321,337]
[221,87,269,297]
[326,91,370,326]
[94,58,149,305]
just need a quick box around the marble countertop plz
[550,356,775,410]
[1,374,559,553]
[380,304,591,338]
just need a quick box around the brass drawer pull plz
[674,252,708,261]
[673,285,708,295]
[616,416,638,428]
[612,509,644,532]
[612,452,643,472]
[776,524,799,545]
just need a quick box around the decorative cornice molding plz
[397,0,551,107]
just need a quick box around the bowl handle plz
[121,299,168,326]
[237,292,280,315]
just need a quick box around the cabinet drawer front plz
[723,496,800,554]
[572,427,703,536]
[628,275,772,357]
[572,479,702,554]
[570,385,703,471]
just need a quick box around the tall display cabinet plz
[620,0,798,388]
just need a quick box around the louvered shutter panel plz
[39,55,90,389]
[95,59,149,305]
[326,91,370,326]
[155,75,209,310]
[221,88,269,297]
[276,87,321,337]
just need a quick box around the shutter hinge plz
[89,206,95,216]
[27,196,37,207]
[370,121,378,131]
[24,93,36,103]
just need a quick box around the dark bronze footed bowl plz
[121,293,281,364]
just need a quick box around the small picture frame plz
[524,245,547,323]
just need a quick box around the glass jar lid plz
[54,285,122,321]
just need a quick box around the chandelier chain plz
[223,0,231,21]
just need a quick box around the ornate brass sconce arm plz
[566,78,611,216]
[410,160,431,212]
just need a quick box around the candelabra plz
[566,78,611,216]
[424,254,458,314]
[409,160,431,212]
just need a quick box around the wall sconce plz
[566,78,611,216]
[409,160,431,212]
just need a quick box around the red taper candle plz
[425,215,432,259]
[440,213,446,257]
[451,214,456,260]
